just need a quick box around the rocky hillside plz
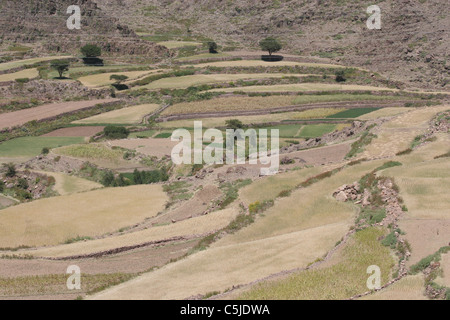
[0,0,170,60]
[94,0,449,89]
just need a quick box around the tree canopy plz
[259,37,282,56]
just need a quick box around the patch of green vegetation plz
[154,132,173,139]
[374,161,402,172]
[297,124,336,138]
[0,137,84,158]
[219,179,252,210]
[346,126,377,158]
[410,246,450,275]
[327,108,380,119]
[64,235,94,244]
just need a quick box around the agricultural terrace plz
[0,68,39,82]
[0,98,119,130]
[0,56,72,72]
[0,185,167,247]
[132,73,312,90]
[161,95,401,116]
[190,60,348,69]
[207,83,399,93]
[78,70,162,88]
[74,104,160,125]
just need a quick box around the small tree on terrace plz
[51,60,70,78]
[259,37,282,56]
[208,41,218,54]
[80,44,102,58]
[110,74,129,90]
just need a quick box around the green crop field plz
[0,137,85,158]
[297,124,337,138]
[327,108,380,119]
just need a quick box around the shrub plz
[17,178,29,190]
[3,163,16,178]
[103,126,130,139]
[208,41,218,54]
[80,44,101,57]
[335,70,346,82]
[41,147,50,155]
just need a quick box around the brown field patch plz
[0,98,119,130]
[42,126,105,137]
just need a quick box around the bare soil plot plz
[0,240,197,277]
[108,138,178,158]
[42,126,104,137]
[360,275,427,300]
[0,98,119,130]
[0,68,39,82]
[357,107,412,120]
[399,219,450,267]
[73,104,160,125]
[0,185,168,248]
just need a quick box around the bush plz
[15,189,32,200]
[103,126,130,139]
[81,44,101,57]
[15,78,30,84]
[335,70,346,82]
[41,147,50,155]
[17,178,29,190]
[208,41,218,54]
[3,163,16,178]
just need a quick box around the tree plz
[259,37,282,56]
[80,44,102,57]
[208,41,218,54]
[335,70,347,82]
[110,74,129,90]
[103,126,130,139]
[225,119,245,130]
[51,60,70,78]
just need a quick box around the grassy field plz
[54,144,125,164]
[129,130,156,138]
[78,70,159,87]
[0,68,39,82]
[208,83,399,93]
[37,171,103,196]
[361,275,426,300]
[73,104,160,125]
[157,41,202,49]
[0,185,168,247]
[176,52,231,61]
[7,207,240,258]
[158,107,346,128]
[46,65,141,79]
[134,73,311,90]
[0,56,72,72]
[238,228,395,300]
[0,137,85,158]
[297,124,337,138]
[162,94,392,116]
[326,108,380,119]
[362,106,449,159]
[191,60,347,69]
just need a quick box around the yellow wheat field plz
[74,104,160,124]
[0,185,168,247]
[5,206,239,258]
[361,275,427,300]
[207,83,399,93]
[134,73,311,90]
[78,70,160,87]
[0,68,39,82]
